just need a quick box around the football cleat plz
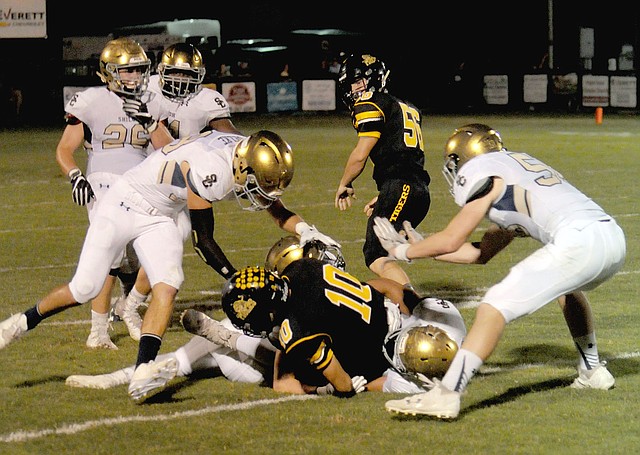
[114,294,143,341]
[570,362,615,390]
[385,379,460,420]
[180,309,240,349]
[86,330,118,350]
[66,369,131,389]
[128,358,178,404]
[0,313,27,350]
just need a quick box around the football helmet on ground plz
[264,236,346,276]
[232,130,294,211]
[383,324,459,380]
[221,266,289,337]
[98,37,151,99]
[157,43,206,102]
[442,124,505,193]
[338,53,389,110]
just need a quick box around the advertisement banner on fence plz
[483,75,508,105]
[610,76,637,108]
[0,0,46,38]
[302,79,336,111]
[221,81,257,113]
[582,75,609,107]
[523,74,548,103]
[266,81,298,112]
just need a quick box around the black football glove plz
[122,98,158,133]
[68,168,94,206]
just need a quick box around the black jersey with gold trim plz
[277,258,390,381]
[351,90,430,188]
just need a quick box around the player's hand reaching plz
[122,98,158,133]
[335,184,355,211]
[402,220,424,243]
[373,216,411,262]
[68,168,94,206]
[295,222,341,248]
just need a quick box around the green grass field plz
[0,112,638,454]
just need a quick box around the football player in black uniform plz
[334,54,431,287]
[219,260,418,397]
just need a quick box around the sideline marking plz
[0,394,319,443]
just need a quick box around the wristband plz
[333,389,356,399]
[394,243,411,262]
[147,119,158,134]
[68,168,82,181]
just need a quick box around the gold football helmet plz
[98,37,151,98]
[157,43,206,102]
[265,235,346,276]
[383,324,459,380]
[233,130,294,211]
[442,124,504,193]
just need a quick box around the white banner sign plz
[610,76,637,108]
[582,75,609,107]
[0,0,46,38]
[221,81,257,113]
[302,79,336,111]
[523,74,548,103]
[483,75,509,105]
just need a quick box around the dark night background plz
[1,1,640,125]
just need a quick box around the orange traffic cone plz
[595,107,603,125]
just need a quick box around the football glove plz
[295,222,341,248]
[316,375,367,396]
[402,220,424,243]
[373,217,411,262]
[122,98,158,133]
[68,168,94,206]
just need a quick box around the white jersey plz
[454,151,610,243]
[65,86,167,176]
[148,74,232,138]
[122,129,242,218]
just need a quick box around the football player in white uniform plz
[0,129,337,404]
[375,124,626,419]
[112,42,242,342]
[55,37,173,349]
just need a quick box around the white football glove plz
[351,375,367,394]
[295,222,341,248]
[402,220,424,243]
[373,217,411,261]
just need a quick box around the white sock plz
[574,333,600,370]
[441,348,483,393]
[91,310,109,328]
[236,335,262,358]
[128,287,148,305]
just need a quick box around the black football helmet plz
[221,266,289,337]
[442,124,505,194]
[264,236,346,276]
[338,53,389,110]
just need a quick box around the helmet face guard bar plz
[233,174,280,211]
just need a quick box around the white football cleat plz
[181,309,239,349]
[571,362,615,390]
[385,379,460,420]
[114,294,142,342]
[128,358,178,404]
[0,313,28,350]
[66,369,130,389]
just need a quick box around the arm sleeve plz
[189,207,237,279]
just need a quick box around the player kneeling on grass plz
[374,123,626,420]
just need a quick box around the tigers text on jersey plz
[122,130,242,218]
[148,74,232,138]
[351,90,430,187]
[454,151,610,243]
[65,86,167,175]
[277,258,391,382]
